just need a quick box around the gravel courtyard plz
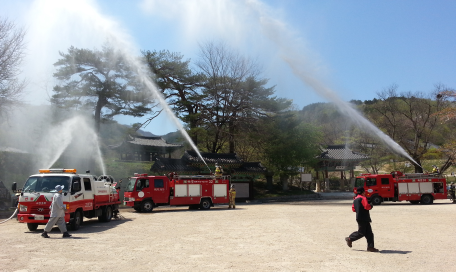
[1,199,455,272]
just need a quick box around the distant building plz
[109,135,183,161]
[0,180,12,210]
[316,144,369,191]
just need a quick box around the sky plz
[1,0,455,136]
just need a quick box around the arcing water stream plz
[37,115,106,174]
[246,0,421,167]
[28,0,210,173]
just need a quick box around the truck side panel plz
[398,183,408,194]
[420,182,433,193]
[214,184,227,197]
[408,183,420,194]
[175,184,187,197]
[188,184,201,196]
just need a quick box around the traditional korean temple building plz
[316,144,369,190]
[150,150,267,200]
[109,135,183,161]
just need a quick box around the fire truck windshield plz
[354,178,365,187]
[125,178,137,192]
[23,176,70,193]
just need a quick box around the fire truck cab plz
[354,171,447,205]
[15,169,120,231]
[124,173,230,212]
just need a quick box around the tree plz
[0,17,26,117]
[366,85,447,172]
[196,41,290,153]
[51,45,158,132]
[300,102,353,145]
[142,50,205,144]
[431,85,456,173]
[260,112,322,191]
[351,129,392,174]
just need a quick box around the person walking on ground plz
[41,185,72,238]
[228,184,236,209]
[345,187,379,252]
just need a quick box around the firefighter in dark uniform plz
[450,182,456,203]
[345,187,379,252]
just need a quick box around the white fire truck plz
[354,171,448,205]
[124,174,230,212]
[13,169,120,231]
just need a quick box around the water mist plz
[36,115,106,174]
[26,0,210,173]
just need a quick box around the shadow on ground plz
[125,206,236,215]
[351,249,412,254]
[380,250,412,254]
[23,217,132,235]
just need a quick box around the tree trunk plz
[229,114,236,153]
[281,174,289,191]
[94,97,105,133]
[316,180,321,192]
[340,179,345,191]
[414,158,423,173]
[266,172,273,191]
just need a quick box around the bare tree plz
[0,17,26,117]
[368,85,447,172]
[196,41,288,153]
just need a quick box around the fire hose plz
[0,208,18,224]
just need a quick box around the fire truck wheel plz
[27,223,38,231]
[141,200,154,212]
[421,195,433,205]
[99,206,112,222]
[70,210,82,231]
[199,199,211,210]
[371,196,382,206]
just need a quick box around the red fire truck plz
[123,174,230,212]
[354,171,448,205]
[13,169,120,231]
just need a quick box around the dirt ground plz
[1,199,455,272]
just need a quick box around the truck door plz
[82,177,94,210]
[151,178,168,204]
[365,177,378,198]
[378,176,393,198]
[136,178,150,200]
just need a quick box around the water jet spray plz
[249,1,421,168]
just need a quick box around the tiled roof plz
[127,135,182,147]
[109,135,182,149]
[182,150,243,165]
[318,145,369,161]
[149,157,266,175]
[232,162,267,173]
[150,158,200,173]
